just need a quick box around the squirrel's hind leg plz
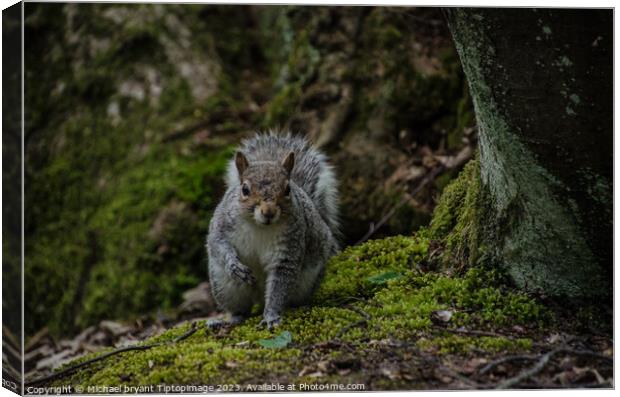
[287,262,325,307]
[208,270,256,329]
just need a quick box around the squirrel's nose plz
[261,208,276,219]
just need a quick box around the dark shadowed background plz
[22,3,474,339]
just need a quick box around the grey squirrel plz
[206,133,340,329]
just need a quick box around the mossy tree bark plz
[444,9,612,298]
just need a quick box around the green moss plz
[49,232,547,386]
[56,329,302,387]
[361,266,546,341]
[260,9,322,128]
[313,234,430,305]
[429,157,482,270]
[28,138,234,334]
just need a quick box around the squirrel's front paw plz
[259,314,282,330]
[229,262,256,285]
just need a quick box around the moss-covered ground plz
[29,158,612,390]
[43,229,550,389]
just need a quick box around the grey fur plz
[207,132,340,329]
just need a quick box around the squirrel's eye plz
[284,184,290,197]
[241,183,250,196]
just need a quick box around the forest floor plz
[20,298,614,391]
[21,235,613,392]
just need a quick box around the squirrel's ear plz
[235,151,249,178]
[282,151,295,176]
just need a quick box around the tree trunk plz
[444,9,612,298]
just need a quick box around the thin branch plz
[355,165,445,245]
[439,327,515,339]
[437,365,480,388]
[343,304,371,320]
[495,348,613,389]
[335,305,372,339]
[478,354,539,375]
[494,349,557,389]
[335,320,367,339]
[520,381,612,389]
[172,325,199,343]
[25,323,199,386]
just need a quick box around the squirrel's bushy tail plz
[226,132,340,237]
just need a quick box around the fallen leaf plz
[547,333,562,344]
[380,366,402,380]
[99,320,132,338]
[317,360,331,373]
[25,327,50,352]
[179,282,216,314]
[257,331,292,349]
[298,366,314,377]
[367,271,403,285]
[35,350,72,371]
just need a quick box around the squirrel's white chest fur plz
[231,219,287,275]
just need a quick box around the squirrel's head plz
[234,150,295,226]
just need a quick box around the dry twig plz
[343,304,371,321]
[355,165,445,245]
[437,365,481,388]
[478,354,539,375]
[494,347,613,389]
[440,327,514,339]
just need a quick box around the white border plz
[0,2,616,397]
